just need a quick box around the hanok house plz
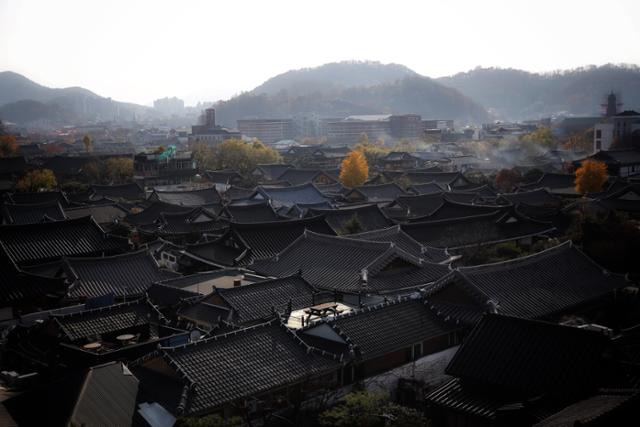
[148,186,222,208]
[196,274,330,328]
[0,216,129,267]
[2,361,140,427]
[423,241,628,326]
[349,225,452,264]
[1,201,67,225]
[204,169,246,186]
[6,189,72,208]
[0,242,67,319]
[519,172,581,198]
[89,182,146,202]
[401,209,556,250]
[250,182,331,209]
[250,230,451,296]
[297,297,464,382]
[307,204,394,234]
[219,201,281,223]
[342,183,407,204]
[137,207,223,244]
[578,148,640,177]
[426,314,612,427]
[180,215,335,271]
[387,193,503,222]
[131,319,341,419]
[63,249,180,301]
[276,168,337,186]
[251,163,293,183]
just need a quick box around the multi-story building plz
[189,108,241,145]
[153,97,185,116]
[320,114,425,145]
[133,151,197,187]
[593,110,640,152]
[237,119,295,144]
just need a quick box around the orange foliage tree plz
[339,150,369,188]
[0,135,18,157]
[575,159,608,195]
[495,168,521,192]
[16,169,57,192]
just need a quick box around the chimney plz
[205,108,216,128]
[233,279,242,287]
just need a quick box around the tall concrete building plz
[189,108,241,145]
[237,119,295,144]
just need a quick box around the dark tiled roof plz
[124,201,195,226]
[69,362,139,427]
[64,204,128,224]
[232,215,335,262]
[402,210,555,249]
[387,193,444,219]
[0,216,129,265]
[250,231,450,293]
[498,188,563,207]
[183,237,245,268]
[2,201,66,224]
[221,201,280,223]
[216,275,316,324]
[223,186,255,201]
[177,301,230,326]
[253,164,293,181]
[407,182,444,195]
[278,169,336,186]
[533,390,640,427]
[423,199,502,222]
[308,204,393,234]
[66,250,180,299]
[53,300,153,341]
[0,242,67,306]
[254,183,329,207]
[90,183,144,201]
[147,282,201,307]
[344,183,406,202]
[429,241,626,320]
[161,320,339,414]
[8,190,70,207]
[141,208,222,236]
[520,173,579,196]
[316,182,346,195]
[426,377,517,420]
[204,170,245,184]
[404,172,473,189]
[446,314,609,394]
[350,225,450,263]
[150,187,221,207]
[304,298,456,360]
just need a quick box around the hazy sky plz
[1,0,639,106]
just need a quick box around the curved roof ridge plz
[64,248,153,263]
[459,241,573,273]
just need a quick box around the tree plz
[340,150,369,188]
[154,145,166,154]
[342,215,363,234]
[212,139,281,174]
[0,135,18,157]
[82,134,93,153]
[319,391,429,427]
[16,169,57,192]
[563,129,593,152]
[574,159,608,195]
[104,157,134,183]
[82,161,104,183]
[355,135,390,167]
[521,127,556,149]
[495,168,520,192]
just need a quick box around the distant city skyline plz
[1,0,639,106]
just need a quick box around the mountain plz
[437,64,640,120]
[0,71,155,127]
[250,61,419,97]
[214,61,490,126]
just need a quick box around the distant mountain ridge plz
[214,61,490,126]
[0,71,155,127]
[436,64,640,120]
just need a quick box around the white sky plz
[1,0,639,106]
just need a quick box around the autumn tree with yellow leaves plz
[575,159,608,195]
[16,169,57,192]
[340,150,369,188]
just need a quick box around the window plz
[596,141,602,150]
[596,129,602,138]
